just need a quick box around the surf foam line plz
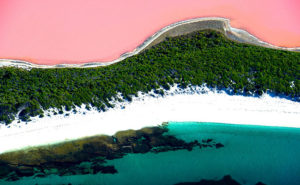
[0,85,299,154]
[0,17,299,69]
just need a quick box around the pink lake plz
[0,0,299,65]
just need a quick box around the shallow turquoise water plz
[2,122,300,185]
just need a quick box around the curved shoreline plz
[0,85,299,154]
[0,17,299,69]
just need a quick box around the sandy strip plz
[0,85,299,154]
[0,17,299,69]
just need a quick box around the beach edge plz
[1,17,299,69]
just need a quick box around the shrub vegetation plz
[0,30,299,124]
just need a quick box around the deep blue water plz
[2,122,300,185]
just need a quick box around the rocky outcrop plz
[0,125,224,181]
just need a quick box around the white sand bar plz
[0,17,299,69]
[0,86,299,154]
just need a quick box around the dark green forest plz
[0,30,299,124]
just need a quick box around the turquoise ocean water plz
[2,122,300,185]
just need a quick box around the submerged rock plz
[174,175,265,185]
[92,165,117,174]
[215,143,224,149]
[0,125,223,181]
[16,166,35,177]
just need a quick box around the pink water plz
[0,0,299,65]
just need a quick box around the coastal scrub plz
[0,30,299,124]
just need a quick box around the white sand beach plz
[0,85,299,154]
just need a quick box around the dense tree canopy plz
[0,30,299,124]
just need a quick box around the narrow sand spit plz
[0,85,299,154]
[0,17,299,69]
[1,0,300,65]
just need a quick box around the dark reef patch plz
[174,175,266,185]
[0,125,223,181]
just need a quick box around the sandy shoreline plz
[0,17,299,69]
[0,85,299,154]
